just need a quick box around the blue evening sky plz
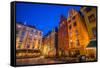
[16,3,80,36]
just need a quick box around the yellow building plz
[80,7,97,40]
[42,29,57,57]
[16,23,43,58]
[81,7,97,60]
[16,23,43,50]
[67,9,89,56]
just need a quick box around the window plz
[19,31,26,42]
[18,43,22,48]
[16,30,19,34]
[34,35,38,38]
[70,41,73,46]
[85,7,91,13]
[88,14,96,23]
[92,27,96,38]
[34,38,36,41]
[73,22,77,27]
[20,36,24,42]
[68,20,71,24]
[32,29,36,33]
[16,25,21,36]
[31,29,33,33]
[40,32,42,36]
[63,24,66,29]
[23,27,26,31]
[62,21,64,24]
[72,16,75,20]
[17,25,21,28]
[29,33,33,41]
[16,30,20,37]
[22,31,26,36]
[62,31,66,37]
[38,40,41,45]
[60,23,62,27]
[32,46,34,49]
[18,45,21,48]
[69,25,72,30]
[76,40,80,46]
[29,32,33,37]
[19,37,23,42]
[75,30,78,36]
[27,44,30,48]
[16,25,22,32]
[35,30,38,35]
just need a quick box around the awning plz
[16,49,41,53]
[87,39,97,48]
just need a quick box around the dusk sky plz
[16,2,80,36]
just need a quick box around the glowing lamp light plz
[70,40,72,42]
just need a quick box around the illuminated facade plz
[16,23,43,50]
[58,16,69,57]
[81,7,97,60]
[42,29,57,57]
[67,9,89,56]
[80,7,96,40]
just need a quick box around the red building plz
[58,15,69,57]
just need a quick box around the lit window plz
[34,35,37,38]
[70,41,73,46]
[62,21,64,24]
[29,33,33,41]
[29,33,33,36]
[18,43,22,48]
[16,25,21,35]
